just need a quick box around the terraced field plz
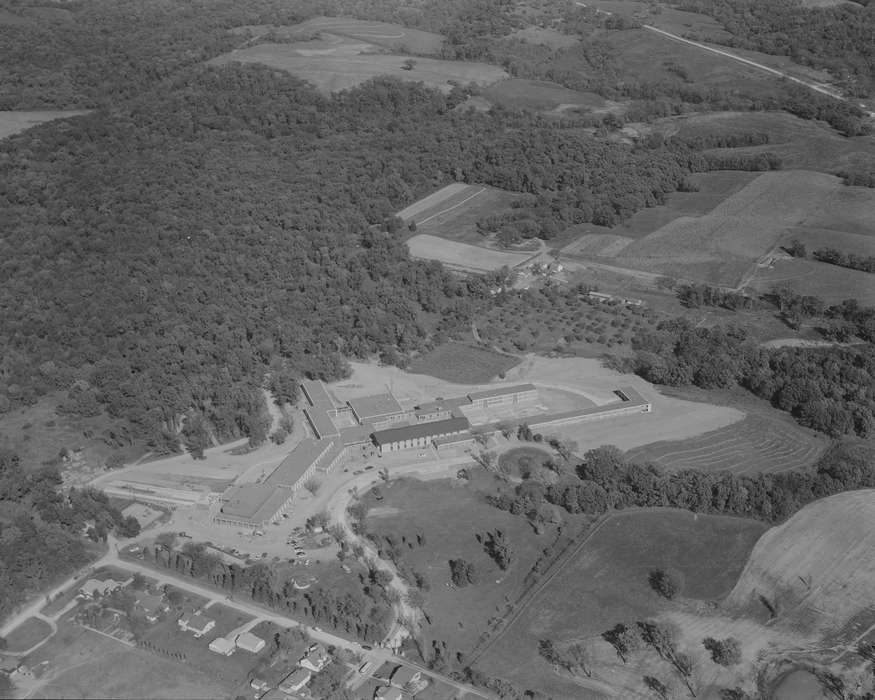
[626,413,826,475]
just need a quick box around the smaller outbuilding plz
[208,637,236,656]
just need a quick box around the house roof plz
[79,579,123,596]
[219,484,291,523]
[209,637,236,653]
[467,383,537,401]
[235,632,265,651]
[347,393,404,421]
[180,613,214,631]
[283,668,311,685]
[372,417,469,446]
[390,665,420,686]
[265,438,334,488]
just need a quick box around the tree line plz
[788,239,875,274]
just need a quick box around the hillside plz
[727,489,875,633]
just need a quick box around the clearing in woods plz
[407,343,521,384]
[477,509,767,699]
[209,40,507,94]
[407,234,533,272]
[260,16,446,53]
[0,111,90,139]
[482,78,606,112]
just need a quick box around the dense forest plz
[1,65,761,449]
[674,0,875,97]
[0,449,139,619]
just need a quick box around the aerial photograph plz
[0,0,873,698]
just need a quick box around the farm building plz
[235,632,266,653]
[208,637,236,656]
[279,668,312,693]
[213,484,294,528]
[372,417,470,454]
[467,384,538,409]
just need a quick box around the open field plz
[479,509,767,699]
[727,490,875,636]
[24,623,231,699]
[625,394,828,475]
[747,256,875,305]
[560,170,758,254]
[361,474,562,654]
[4,617,52,652]
[210,42,507,94]
[399,183,524,246]
[668,111,875,173]
[408,344,520,384]
[613,170,847,287]
[273,15,445,53]
[483,78,605,112]
[0,110,90,139]
[407,234,533,272]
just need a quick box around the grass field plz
[361,474,563,657]
[613,170,846,287]
[25,622,232,700]
[497,446,553,477]
[407,343,521,383]
[482,78,605,112]
[399,183,524,247]
[407,234,532,272]
[280,16,445,53]
[4,617,53,652]
[478,509,767,698]
[210,42,507,94]
[0,110,90,139]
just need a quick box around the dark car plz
[365,465,374,470]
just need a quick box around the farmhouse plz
[208,637,236,656]
[235,631,266,653]
[372,417,470,455]
[177,612,215,638]
[467,384,538,409]
[278,668,312,693]
[213,484,293,529]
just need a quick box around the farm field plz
[747,256,875,305]
[24,623,231,700]
[560,170,758,254]
[399,183,524,247]
[361,475,564,655]
[478,509,767,699]
[482,78,605,112]
[267,15,445,53]
[210,42,507,94]
[727,490,875,636]
[407,234,533,272]
[625,410,827,475]
[613,170,848,287]
[4,617,52,652]
[407,343,521,384]
[670,111,875,174]
[0,110,89,139]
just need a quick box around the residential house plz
[177,612,215,638]
[278,668,311,693]
[78,578,123,599]
[299,643,330,672]
[390,665,423,690]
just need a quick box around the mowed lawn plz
[362,475,560,656]
[3,617,53,652]
[408,343,520,383]
[478,509,766,698]
[26,623,232,699]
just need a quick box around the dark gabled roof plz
[372,417,470,445]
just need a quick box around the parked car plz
[365,465,374,471]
